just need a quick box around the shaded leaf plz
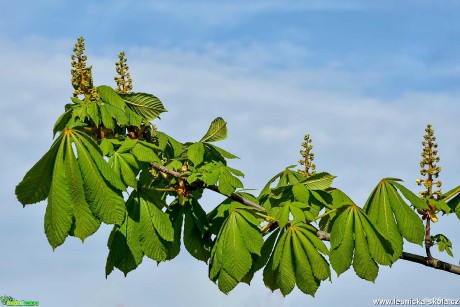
[16,135,62,205]
[53,109,73,136]
[209,144,239,159]
[263,222,330,297]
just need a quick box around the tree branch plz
[400,252,460,275]
[149,163,265,211]
[149,162,460,276]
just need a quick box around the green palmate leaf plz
[443,185,460,200]
[259,166,303,199]
[352,210,379,282]
[292,184,310,203]
[430,199,451,214]
[389,180,429,210]
[187,142,205,166]
[269,202,311,229]
[386,182,425,245]
[329,204,393,280]
[138,192,174,262]
[363,180,403,261]
[99,139,116,156]
[16,135,62,205]
[197,143,229,165]
[329,188,353,207]
[44,137,74,249]
[225,165,244,177]
[364,179,425,254]
[117,138,137,153]
[444,185,460,217]
[263,222,330,297]
[74,131,126,190]
[120,92,167,121]
[109,152,139,188]
[126,107,143,127]
[106,189,176,276]
[209,209,263,294]
[209,144,239,159]
[184,213,209,261]
[132,142,161,163]
[165,203,184,260]
[156,131,182,158]
[18,129,126,248]
[254,229,280,272]
[140,191,174,241]
[105,225,144,277]
[100,104,115,129]
[99,103,128,129]
[70,98,87,121]
[270,204,290,229]
[184,199,212,262]
[53,109,73,136]
[319,188,353,232]
[64,134,100,241]
[218,167,244,196]
[292,233,319,296]
[277,231,296,295]
[87,101,100,125]
[72,131,126,225]
[98,85,127,109]
[104,103,129,126]
[447,192,460,219]
[302,172,336,190]
[329,205,354,276]
[296,227,330,281]
[105,196,143,276]
[200,117,227,143]
[433,234,454,257]
[200,163,221,185]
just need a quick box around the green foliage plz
[263,222,330,296]
[16,137,61,205]
[16,38,460,300]
[183,198,213,262]
[209,202,263,293]
[199,117,227,142]
[448,191,460,219]
[432,234,454,257]
[16,129,125,249]
[329,204,394,281]
[120,92,167,122]
[106,190,174,276]
[363,179,425,261]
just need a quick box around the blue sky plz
[1,1,460,306]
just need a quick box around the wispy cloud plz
[2,21,460,306]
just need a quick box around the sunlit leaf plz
[120,92,167,121]
[200,117,227,143]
